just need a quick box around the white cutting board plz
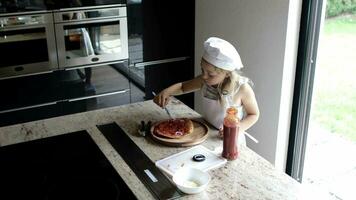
[155,145,227,177]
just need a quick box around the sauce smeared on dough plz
[154,118,193,138]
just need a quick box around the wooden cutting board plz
[150,119,209,147]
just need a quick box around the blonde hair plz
[215,68,252,106]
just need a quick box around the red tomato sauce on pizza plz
[154,118,193,138]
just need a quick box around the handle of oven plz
[55,17,124,26]
[0,24,50,32]
[54,7,126,23]
[0,13,53,30]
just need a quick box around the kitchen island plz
[0,100,318,200]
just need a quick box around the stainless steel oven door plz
[0,12,57,79]
[54,7,128,69]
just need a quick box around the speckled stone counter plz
[0,100,319,200]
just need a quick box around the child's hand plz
[153,90,170,108]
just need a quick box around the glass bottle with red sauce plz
[222,107,239,160]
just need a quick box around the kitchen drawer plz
[60,63,130,100]
[62,89,130,115]
[0,102,62,127]
[0,72,62,112]
[0,89,131,128]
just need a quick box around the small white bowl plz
[172,167,211,194]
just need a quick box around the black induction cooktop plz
[97,122,182,200]
[0,130,137,200]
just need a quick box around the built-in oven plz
[54,6,128,69]
[0,12,57,79]
[0,0,126,14]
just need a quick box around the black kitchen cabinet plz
[130,82,145,103]
[114,58,194,108]
[55,63,131,115]
[125,0,195,108]
[62,90,130,115]
[0,72,63,127]
[0,103,62,127]
[60,64,130,100]
[0,72,63,112]
[145,58,194,108]
[0,0,195,127]
[0,64,133,127]
[142,0,194,61]
[127,0,194,63]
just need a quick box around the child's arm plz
[154,75,203,108]
[238,84,260,132]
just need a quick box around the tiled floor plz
[303,122,356,200]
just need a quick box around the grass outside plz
[311,14,356,142]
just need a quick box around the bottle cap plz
[226,107,237,115]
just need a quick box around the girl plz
[153,37,259,145]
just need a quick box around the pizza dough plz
[154,118,194,139]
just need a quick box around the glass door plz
[0,13,57,79]
[54,7,128,69]
[0,27,48,67]
[287,0,324,182]
[288,0,356,199]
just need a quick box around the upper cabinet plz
[124,0,195,107]
[127,0,195,64]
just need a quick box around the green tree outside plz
[326,0,356,17]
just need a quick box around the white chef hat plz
[202,37,244,71]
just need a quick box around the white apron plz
[200,80,247,146]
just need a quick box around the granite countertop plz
[0,100,314,200]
